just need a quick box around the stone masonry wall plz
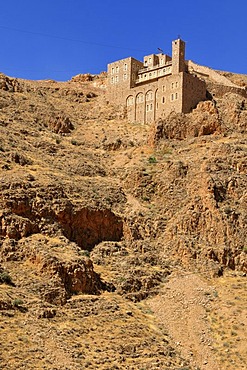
[182,73,207,113]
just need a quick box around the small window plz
[111,67,115,74]
[162,97,165,103]
[124,63,128,71]
[115,76,119,83]
[123,74,127,81]
[146,104,149,112]
[172,83,174,89]
[162,85,166,92]
[150,103,153,111]
[175,82,178,88]
[171,94,174,101]
[111,77,114,84]
[116,66,119,73]
[175,92,178,99]
[127,96,134,106]
[149,57,152,64]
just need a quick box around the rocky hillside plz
[0,69,246,370]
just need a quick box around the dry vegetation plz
[0,70,246,369]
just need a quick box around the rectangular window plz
[115,76,119,83]
[124,63,127,71]
[111,77,114,84]
[116,66,119,73]
[171,94,174,101]
[123,74,127,81]
[175,82,178,88]
[111,67,115,74]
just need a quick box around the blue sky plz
[0,0,246,81]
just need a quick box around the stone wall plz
[182,73,207,113]
[107,57,143,105]
[187,60,244,88]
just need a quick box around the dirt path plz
[147,272,220,370]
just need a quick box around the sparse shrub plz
[142,196,150,201]
[80,250,90,257]
[243,246,247,254]
[148,155,157,164]
[12,299,24,308]
[71,139,80,146]
[0,271,14,286]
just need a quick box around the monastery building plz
[107,39,207,124]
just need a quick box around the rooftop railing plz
[138,61,172,74]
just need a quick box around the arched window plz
[127,96,134,106]
[136,93,144,104]
[146,90,153,101]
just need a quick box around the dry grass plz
[208,273,247,369]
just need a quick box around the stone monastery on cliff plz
[107,38,207,124]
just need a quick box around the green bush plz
[148,155,157,164]
[12,299,24,308]
[0,271,13,286]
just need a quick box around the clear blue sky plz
[0,0,246,81]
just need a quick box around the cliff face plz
[0,69,246,370]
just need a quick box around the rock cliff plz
[0,69,246,369]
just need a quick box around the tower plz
[172,38,186,74]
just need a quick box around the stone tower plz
[172,38,186,74]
